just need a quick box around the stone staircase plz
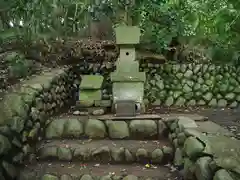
[19,115,180,180]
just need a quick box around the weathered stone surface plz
[91,146,111,161]
[63,119,83,138]
[0,67,75,180]
[45,119,66,139]
[162,146,173,156]
[10,116,26,133]
[106,121,129,139]
[112,175,122,180]
[158,121,167,138]
[85,119,106,138]
[129,120,157,137]
[60,174,73,180]
[19,171,36,180]
[142,63,240,107]
[0,134,11,154]
[174,148,183,166]
[80,75,104,89]
[92,108,105,116]
[183,157,196,180]
[57,147,72,161]
[195,156,213,180]
[100,175,112,180]
[178,129,240,179]
[80,174,93,180]
[79,90,102,105]
[173,138,178,148]
[178,116,198,129]
[196,121,233,136]
[177,132,187,145]
[151,148,164,163]
[111,147,125,162]
[41,174,59,180]
[136,148,148,161]
[184,128,203,137]
[123,175,138,180]
[4,62,240,180]
[28,126,39,140]
[125,149,135,162]
[2,161,17,179]
[202,135,240,175]
[170,122,178,131]
[73,147,90,161]
[213,169,234,180]
[0,93,28,126]
[39,146,58,158]
[183,137,205,158]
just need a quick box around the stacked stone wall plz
[142,62,240,107]
[77,61,240,107]
[166,117,240,180]
[40,118,173,164]
[0,67,79,179]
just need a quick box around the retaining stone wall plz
[167,117,240,180]
[41,118,174,164]
[77,62,240,107]
[44,118,168,139]
[0,67,79,180]
[142,62,240,107]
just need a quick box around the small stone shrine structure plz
[78,75,104,107]
[110,26,146,116]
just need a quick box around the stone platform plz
[17,112,240,180]
[168,116,240,180]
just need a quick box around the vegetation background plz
[0,0,240,94]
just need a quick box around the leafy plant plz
[1,0,240,64]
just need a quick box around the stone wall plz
[167,117,240,180]
[0,67,79,179]
[40,118,173,164]
[142,62,240,107]
[78,61,240,107]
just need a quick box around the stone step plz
[44,117,169,140]
[97,113,207,121]
[19,162,180,180]
[36,140,173,164]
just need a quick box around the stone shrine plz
[110,26,146,116]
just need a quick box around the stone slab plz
[79,90,102,103]
[160,113,208,121]
[112,82,144,103]
[115,26,140,44]
[97,114,162,120]
[97,113,207,121]
[202,134,240,174]
[111,72,146,82]
[80,75,103,90]
[94,100,111,107]
[196,121,234,136]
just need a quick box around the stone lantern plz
[110,26,146,116]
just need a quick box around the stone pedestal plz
[78,75,103,107]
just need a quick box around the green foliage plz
[4,52,33,78]
[136,0,240,63]
[1,0,240,64]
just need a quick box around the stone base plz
[167,116,240,180]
